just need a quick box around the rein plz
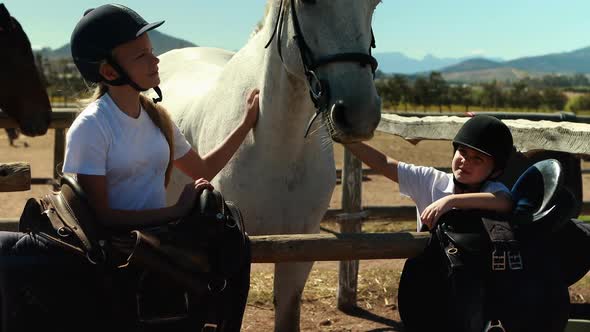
[264,0,378,137]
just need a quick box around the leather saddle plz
[398,159,579,332]
[438,158,575,271]
[18,174,251,326]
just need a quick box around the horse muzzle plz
[327,94,381,144]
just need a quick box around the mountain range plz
[373,52,504,74]
[36,30,197,59]
[375,46,590,82]
[35,30,590,83]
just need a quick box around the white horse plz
[158,0,382,330]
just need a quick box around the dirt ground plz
[1,130,589,331]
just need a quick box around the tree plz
[541,88,567,111]
[413,77,430,110]
[375,79,394,107]
[567,94,590,112]
[450,85,473,112]
[524,88,542,110]
[572,74,590,87]
[392,75,411,111]
[428,71,448,112]
[480,81,504,109]
[376,76,405,109]
[508,81,527,109]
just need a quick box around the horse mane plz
[250,0,290,39]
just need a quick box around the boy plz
[345,114,514,231]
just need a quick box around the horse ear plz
[0,4,12,31]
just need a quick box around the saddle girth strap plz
[481,217,523,271]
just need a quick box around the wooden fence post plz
[337,148,363,311]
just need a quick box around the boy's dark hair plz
[452,115,514,171]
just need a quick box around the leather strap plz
[202,279,227,332]
[481,217,523,271]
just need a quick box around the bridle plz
[265,0,378,137]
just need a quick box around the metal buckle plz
[202,323,218,332]
[485,320,506,332]
[492,250,506,271]
[57,226,71,237]
[307,70,323,100]
[508,251,523,270]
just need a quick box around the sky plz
[3,0,590,61]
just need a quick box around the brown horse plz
[0,3,50,137]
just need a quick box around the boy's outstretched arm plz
[344,142,399,182]
[421,192,513,230]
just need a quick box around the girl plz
[64,4,260,229]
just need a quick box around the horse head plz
[0,4,50,136]
[269,0,382,143]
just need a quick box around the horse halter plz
[265,0,378,137]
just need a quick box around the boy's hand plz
[420,196,453,230]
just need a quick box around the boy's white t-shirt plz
[62,93,192,211]
[397,161,510,232]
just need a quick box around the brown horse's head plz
[0,4,50,136]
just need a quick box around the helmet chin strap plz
[104,57,163,103]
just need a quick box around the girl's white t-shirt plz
[62,93,192,210]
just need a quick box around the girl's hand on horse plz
[243,88,260,129]
[175,178,214,216]
[420,196,452,230]
[194,178,214,193]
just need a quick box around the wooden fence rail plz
[0,108,77,185]
[250,232,429,263]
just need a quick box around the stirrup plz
[508,251,523,270]
[492,250,506,271]
[485,320,506,332]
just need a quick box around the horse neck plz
[253,7,322,157]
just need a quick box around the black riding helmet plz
[70,4,164,102]
[453,114,514,176]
